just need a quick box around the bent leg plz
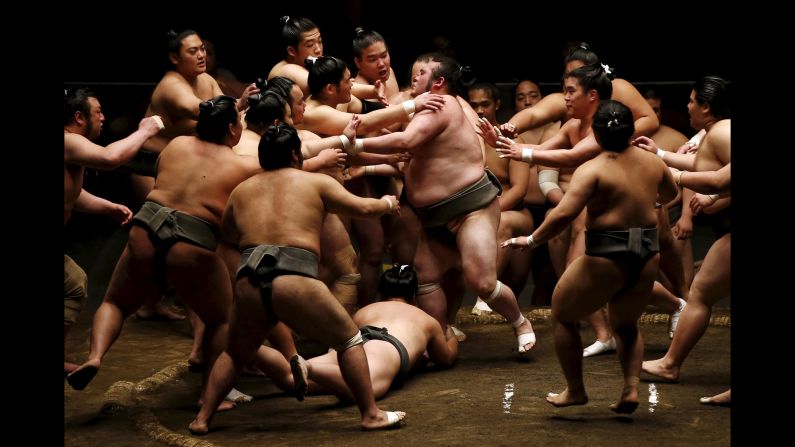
[643,234,731,381]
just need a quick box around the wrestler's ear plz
[354,56,362,69]
[587,88,599,102]
[432,76,446,90]
[286,46,297,58]
[168,51,180,66]
[495,98,501,111]
[74,111,85,126]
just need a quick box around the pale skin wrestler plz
[468,83,533,308]
[349,55,536,355]
[638,78,731,408]
[67,97,262,418]
[268,16,385,103]
[64,88,164,374]
[190,124,405,434]
[250,265,458,400]
[503,99,678,413]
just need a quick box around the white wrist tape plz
[382,197,393,211]
[538,169,561,197]
[354,138,364,154]
[151,115,165,130]
[708,194,719,202]
[402,100,416,116]
[365,165,376,175]
[521,148,534,163]
[656,148,667,159]
[526,234,537,249]
[338,134,352,151]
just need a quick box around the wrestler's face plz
[514,80,541,111]
[172,34,206,75]
[84,97,104,140]
[646,97,662,119]
[409,61,426,97]
[297,28,323,60]
[563,77,589,119]
[356,41,391,83]
[468,88,499,124]
[687,89,710,130]
[413,61,438,96]
[288,84,306,124]
[336,68,353,103]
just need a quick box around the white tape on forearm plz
[402,100,416,116]
[521,148,533,163]
[538,169,561,197]
[526,234,537,249]
[338,134,352,151]
[354,138,364,154]
[365,165,376,175]
[656,148,667,159]
[382,197,393,211]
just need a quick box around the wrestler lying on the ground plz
[254,264,458,400]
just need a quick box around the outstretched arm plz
[633,136,696,171]
[502,93,567,136]
[357,108,447,155]
[64,116,163,169]
[502,164,596,249]
[320,175,400,219]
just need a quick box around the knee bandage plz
[483,280,503,304]
[417,282,441,295]
[333,331,364,353]
[538,169,561,198]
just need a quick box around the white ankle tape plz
[484,281,502,304]
[333,331,363,352]
[511,314,526,328]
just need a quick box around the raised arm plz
[64,116,163,169]
[502,93,567,136]
[612,79,659,138]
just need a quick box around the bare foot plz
[361,410,406,431]
[188,419,209,436]
[67,359,100,390]
[197,399,236,412]
[610,384,639,414]
[700,389,730,406]
[290,355,310,401]
[545,388,588,407]
[136,303,185,321]
[64,362,79,377]
[641,358,679,382]
[515,318,536,354]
